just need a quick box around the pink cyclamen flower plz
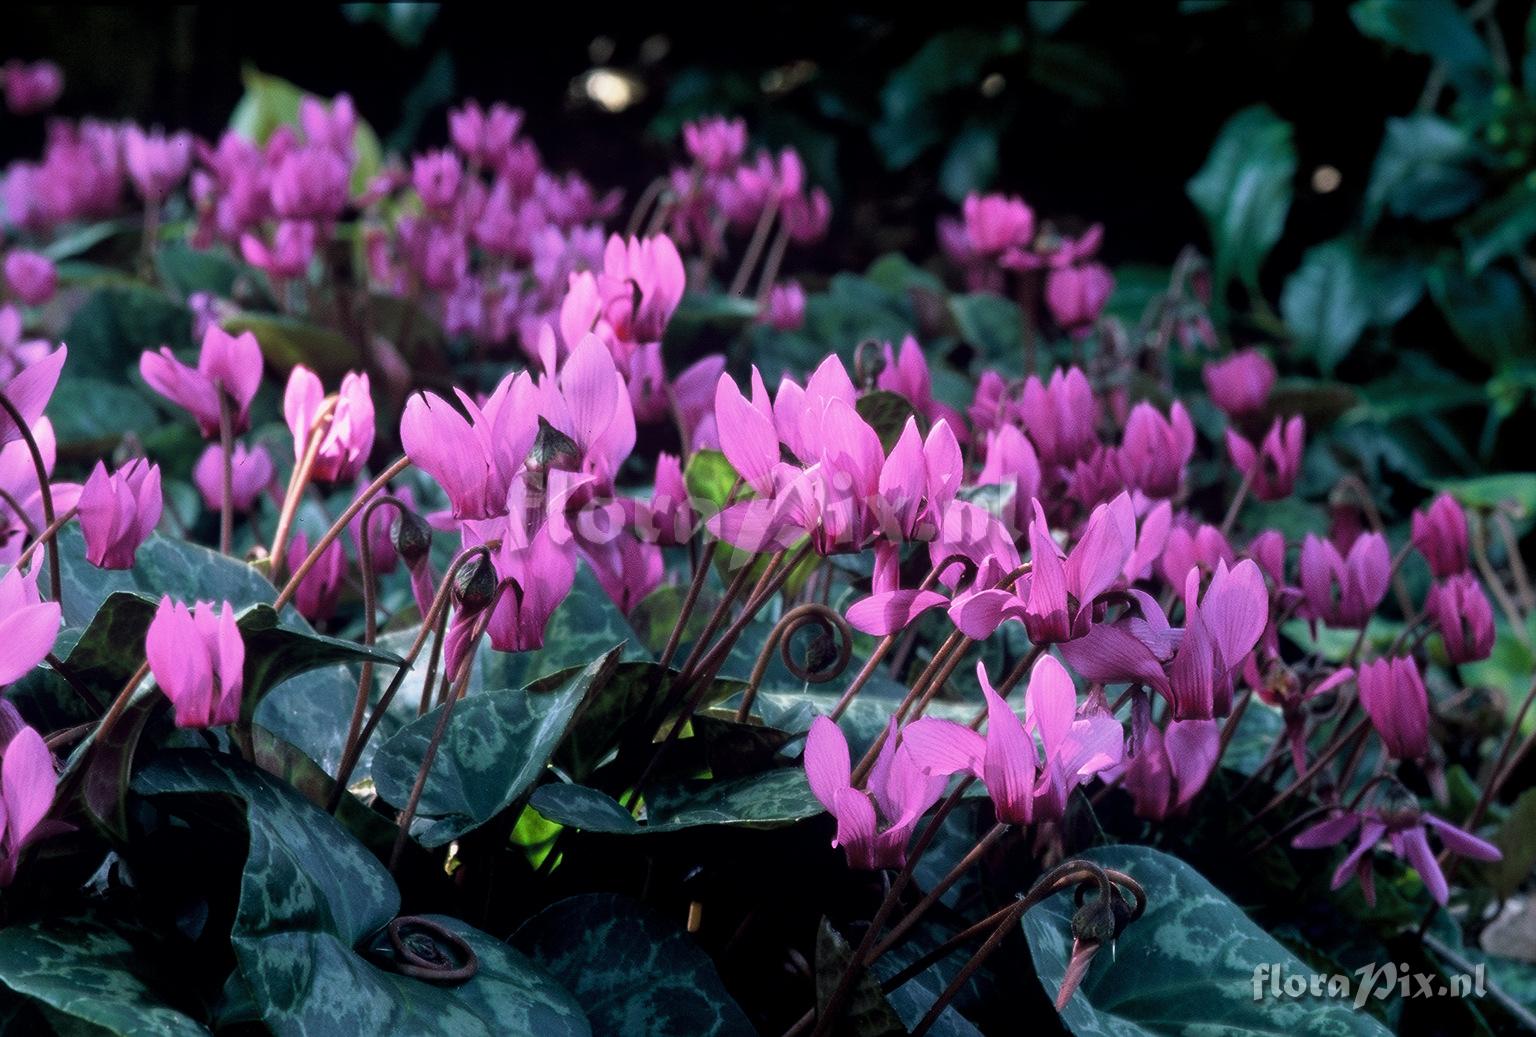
[1045,262,1114,336]
[1020,367,1098,468]
[485,494,577,653]
[630,452,695,547]
[0,345,65,449]
[0,566,61,685]
[270,146,350,221]
[144,597,245,728]
[123,126,194,202]
[78,458,162,570]
[1118,401,1194,499]
[3,251,57,306]
[978,424,1041,534]
[905,656,1123,825]
[286,531,348,623]
[298,93,357,156]
[1293,791,1500,906]
[1226,416,1304,502]
[1357,656,1430,761]
[1119,692,1224,817]
[1167,559,1269,720]
[760,281,805,331]
[1426,572,1495,664]
[449,101,524,167]
[0,701,61,887]
[599,234,686,345]
[2,60,63,115]
[284,366,376,484]
[241,220,318,281]
[683,116,748,174]
[140,326,263,437]
[1411,493,1469,580]
[1159,522,1234,587]
[877,336,967,435]
[401,369,538,521]
[962,193,1034,256]
[804,716,944,870]
[1203,349,1275,416]
[1300,532,1390,629]
[413,149,463,212]
[193,441,274,513]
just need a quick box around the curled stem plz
[735,603,852,722]
[274,456,412,611]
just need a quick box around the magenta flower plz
[284,366,375,484]
[298,93,357,156]
[782,187,832,244]
[1426,572,1494,663]
[1293,792,1500,906]
[1226,416,1304,501]
[1117,401,1194,500]
[870,417,962,544]
[876,337,967,435]
[962,192,1035,256]
[668,353,725,451]
[285,532,347,623]
[629,452,695,547]
[78,458,162,570]
[0,566,61,686]
[123,126,194,202]
[3,250,57,306]
[0,345,65,449]
[978,424,1042,533]
[1120,694,1222,818]
[270,146,350,221]
[1024,495,1137,643]
[484,502,576,653]
[905,656,1122,825]
[450,101,524,167]
[413,149,463,212]
[0,702,60,887]
[1300,531,1390,629]
[599,234,686,345]
[1357,656,1430,761]
[241,220,318,281]
[1167,559,1269,719]
[1203,349,1275,416]
[2,60,63,116]
[759,281,805,331]
[683,116,748,174]
[140,326,263,437]
[1045,262,1114,336]
[1159,521,1234,586]
[193,441,275,513]
[1411,493,1469,580]
[145,597,245,728]
[804,716,944,870]
[401,369,538,521]
[1020,367,1098,468]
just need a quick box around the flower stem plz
[0,390,60,604]
[218,390,235,555]
[273,455,411,611]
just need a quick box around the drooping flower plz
[1045,261,1114,336]
[284,532,347,623]
[78,458,162,570]
[1292,786,1500,906]
[0,702,61,887]
[0,345,65,449]
[876,337,967,435]
[284,366,376,484]
[1411,493,1469,580]
[140,326,263,437]
[400,368,538,520]
[123,126,194,202]
[1357,656,1430,761]
[1019,367,1098,469]
[1299,532,1391,629]
[803,716,945,870]
[450,101,525,168]
[1166,559,1269,720]
[759,281,805,331]
[193,441,274,513]
[1203,349,1275,417]
[241,220,318,281]
[961,192,1035,256]
[1226,416,1304,502]
[3,250,57,306]
[1117,401,1195,500]
[1426,572,1495,664]
[683,115,748,174]
[144,597,245,728]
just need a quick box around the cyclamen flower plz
[413,149,463,212]
[876,337,967,435]
[904,656,1123,825]
[4,250,57,306]
[1020,367,1098,468]
[1426,573,1494,664]
[140,326,263,437]
[760,281,805,330]
[0,345,66,449]
[977,424,1041,533]
[284,366,376,484]
[298,93,357,157]
[2,60,63,115]
[629,452,695,547]
[78,458,162,570]
[1357,656,1430,761]
[193,442,274,513]
[401,370,538,521]
[241,220,318,281]
[1226,416,1304,501]
[1300,532,1390,629]
[1117,401,1194,500]
[1203,349,1275,416]
[285,532,347,623]
[144,598,245,729]
[1293,789,1500,906]
[124,127,194,202]
[598,234,686,345]
[1045,262,1114,336]
[962,192,1035,256]
[1411,493,1469,580]
[0,702,61,887]
[450,101,525,167]
[270,146,350,221]
[1166,559,1269,720]
[804,716,944,870]
[683,115,748,174]
[1120,692,1224,818]
[0,566,61,686]
[1159,522,1234,587]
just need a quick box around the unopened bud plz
[452,554,497,613]
[391,509,433,566]
[529,417,581,473]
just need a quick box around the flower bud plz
[452,554,497,613]
[391,509,434,567]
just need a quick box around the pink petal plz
[901,718,985,777]
[804,716,851,813]
[846,590,948,636]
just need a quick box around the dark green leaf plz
[1479,788,1536,899]
[1351,0,1492,96]
[531,767,824,834]
[949,293,1024,365]
[1461,184,1536,274]
[1364,115,1482,224]
[815,917,906,1037]
[371,649,624,847]
[1024,844,1392,1036]
[515,894,753,1036]
[855,390,921,452]
[1427,264,1534,369]
[48,378,163,452]
[1281,240,1371,374]
[62,284,192,375]
[1187,106,1296,297]
[235,603,399,717]
[220,313,362,382]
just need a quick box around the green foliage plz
[1187,105,1296,300]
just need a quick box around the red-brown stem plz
[870,822,1008,961]
[273,456,412,611]
[267,397,339,579]
[729,194,780,297]
[0,390,60,603]
[13,505,79,574]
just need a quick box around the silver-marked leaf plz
[515,893,753,1037]
[371,648,624,847]
[1023,845,1392,1037]
[530,767,824,835]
